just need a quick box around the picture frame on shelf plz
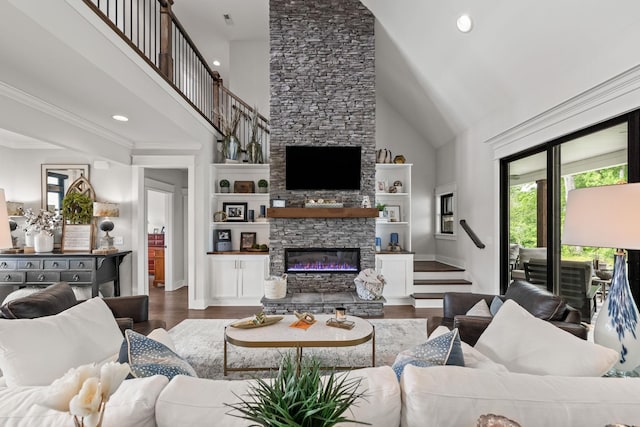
[240,232,257,251]
[384,205,401,222]
[271,198,287,208]
[214,228,232,252]
[376,180,387,193]
[223,202,248,222]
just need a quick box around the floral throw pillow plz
[118,329,197,380]
[391,328,465,380]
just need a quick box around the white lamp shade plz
[563,183,640,250]
[0,189,14,249]
[93,202,119,218]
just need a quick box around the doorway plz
[132,155,195,311]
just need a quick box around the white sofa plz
[1,298,640,427]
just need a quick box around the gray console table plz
[0,251,131,297]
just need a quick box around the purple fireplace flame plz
[285,248,360,274]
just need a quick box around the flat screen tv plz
[286,146,361,190]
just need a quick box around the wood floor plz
[148,285,442,330]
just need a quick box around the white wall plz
[376,94,436,259]
[229,40,270,118]
[146,189,167,233]
[436,67,640,295]
[0,146,134,298]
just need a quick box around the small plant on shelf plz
[219,179,230,193]
[376,203,386,219]
[257,179,269,193]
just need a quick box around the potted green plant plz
[226,354,369,427]
[376,203,386,219]
[219,179,231,193]
[61,192,93,224]
[257,179,268,193]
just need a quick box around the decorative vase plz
[34,231,54,253]
[24,230,35,248]
[224,135,241,162]
[594,253,640,375]
[247,139,263,164]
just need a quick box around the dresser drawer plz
[0,272,24,283]
[43,259,69,270]
[0,260,17,270]
[26,271,61,283]
[61,271,92,284]
[18,260,42,270]
[70,259,94,270]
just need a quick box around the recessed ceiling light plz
[213,60,221,67]
[112,115,129,122]
[456,14,473,33]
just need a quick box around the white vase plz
[594,253,640,374]
[24,231,34,248]
[34,231,54,253]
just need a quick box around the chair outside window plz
[524,258,598,322]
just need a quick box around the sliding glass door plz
[501,113,639,317]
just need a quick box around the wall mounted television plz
[286,146,361,190]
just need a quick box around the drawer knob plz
[38,274,46,282]
[72,274,80,282]
[26,262,32,268]
[0,262,6,269]
[79,262,85,268]
[4,274,10,281]
[52,262,58,268]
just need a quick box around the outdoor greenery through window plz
[504,120,630,305]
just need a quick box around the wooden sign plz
[62,224,94,252]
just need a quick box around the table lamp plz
[93,202,119,250]
[563,183,640,375]
[0,189,14,252]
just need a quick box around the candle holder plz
[335,307,346,322]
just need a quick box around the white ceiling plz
[3,0,640,161]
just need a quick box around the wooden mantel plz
[267,208,379,218]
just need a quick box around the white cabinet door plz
[210,258,239,298]
[376,254,413,298]
[239,258,268,298]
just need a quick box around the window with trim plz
[435,184,456,239]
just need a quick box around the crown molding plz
[485,64,640,158]
[0,81,134,149]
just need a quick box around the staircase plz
[411,261,472,308]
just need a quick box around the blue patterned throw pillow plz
[490,296,504,316]
[391,328,464,380]
[118,329,197,380]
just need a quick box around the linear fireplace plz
[285,248,360,273]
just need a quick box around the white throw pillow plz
[0,375,168,427]
[430,326,508,372]
[0,297,123,387]
[465,299,492,317]
[474,300,617,376]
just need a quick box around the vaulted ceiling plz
[3,0,640,161]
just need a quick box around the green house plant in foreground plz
[226,354,369,427]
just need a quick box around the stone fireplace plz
[264,0,380,316]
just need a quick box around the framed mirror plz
[41,164,90,212]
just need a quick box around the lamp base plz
[594,253,640,372]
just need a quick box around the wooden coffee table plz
[223,314,375,375]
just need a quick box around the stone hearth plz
[261,292,384,317]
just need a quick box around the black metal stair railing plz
[459,219,486,249]
[81,0,270,150]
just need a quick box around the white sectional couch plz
[2,297,640,427]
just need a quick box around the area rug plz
[169,318,429,380]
